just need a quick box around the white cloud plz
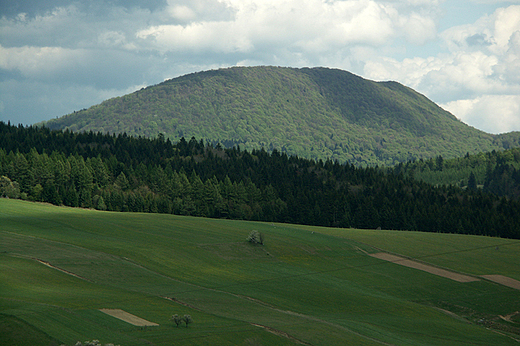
[136,0,439,56]
[137,21,254,53]
[168,5,197,21]
[398,12,437,45]
[364,5,520,131]
[1,0,442,73]
[164,0,235,22]
[469,0,520,3]
[440,5,520,55]
[441,95,520,134]
[0,44,87,78]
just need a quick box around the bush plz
[171,314,182,327]
[0,176,20,199]
[183,314,193,328]
[246,230,264,245]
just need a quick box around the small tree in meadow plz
[183,314,193,328]
[246,230,264,245]
[171,314,183,327]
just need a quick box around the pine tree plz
[467,172,477,190]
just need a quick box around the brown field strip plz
[99,309,159,326]
[481,275,520,290]
[369,253,480,283]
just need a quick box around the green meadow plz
[1,198,519,345]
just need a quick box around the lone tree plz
[246,230,264,245]
[171,314,183,327]
[183,314,193,328]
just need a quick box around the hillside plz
[2,199,520,345]
[2,122,520,239]
[43,66,520,165]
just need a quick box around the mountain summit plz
[44,66,520,165]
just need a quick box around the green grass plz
[317,227,520,280]
[1,199,520,345]
[0,313,61,346]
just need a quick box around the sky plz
[1,0,520,134]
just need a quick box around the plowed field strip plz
[369,253,479,283]
[99,308,159,326]
[481,275,520,290]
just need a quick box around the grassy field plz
[1,198,520,345]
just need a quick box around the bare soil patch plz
[499,311,520,322]
[99,308,159,326]
[481,275,520,290]
[369,253,479,283]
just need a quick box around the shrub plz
[171,314,183,327]
[246,230,264,245]
[183,314,193,328]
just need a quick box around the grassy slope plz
[43,66,520,165]
[1,199,520,345]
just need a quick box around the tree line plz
[1,121,520,239]
[395,149,520,200]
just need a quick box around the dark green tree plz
[183,315,193,328]
[467,172,477,190]
[171,314,182,327]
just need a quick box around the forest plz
[42,66,520,166]
[395,149,520,201]
[1,121,520,239]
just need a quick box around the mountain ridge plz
[43,66,520,165]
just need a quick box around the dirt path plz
[481,275,520,290]
[99,308,159,326]
[35,259,91,282]
[369,253,479,283]
[252,324,313,346]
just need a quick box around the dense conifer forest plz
[1,121,520,239]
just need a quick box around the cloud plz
[469,0,520,3]
[364,50,506,103]
[364,5,520,132]
[1,1,443,88]
[0,44,86,79]
[0,0,518,134]
[135,0,440,56]
[441,95,520,134]
[440,5,520,55]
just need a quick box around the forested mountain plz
[2,122,520,239]
[42,66,520,165]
